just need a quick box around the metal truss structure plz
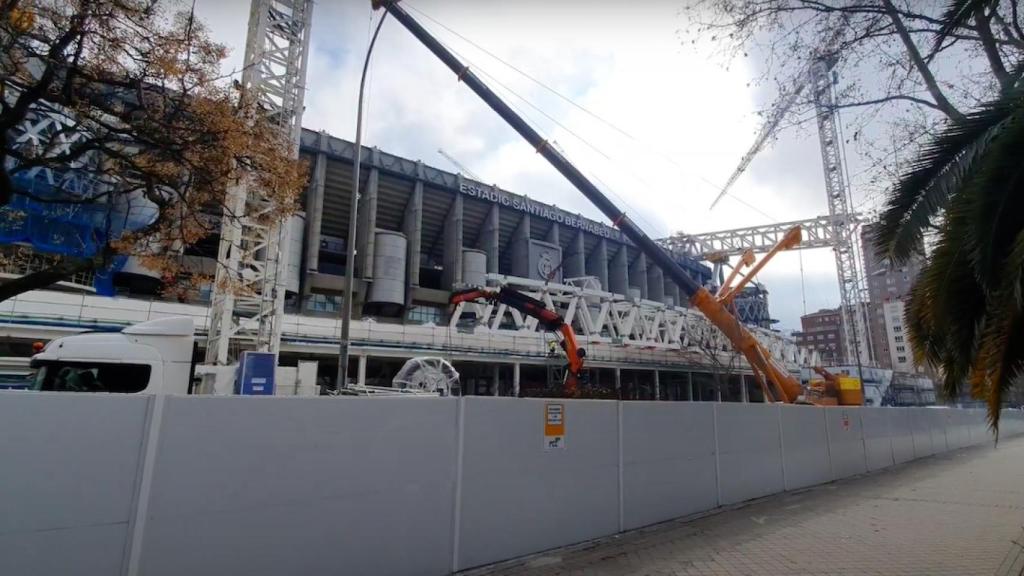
[449,275,819,369]
[658,214,857,259]
[733,287,772,329]
[809,59,869,366]
[664,54,870,366]
[205,0,313,365]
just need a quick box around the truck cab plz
[29,317,197,395]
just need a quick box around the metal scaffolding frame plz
[204,0,313,365]
[658,214,857,259]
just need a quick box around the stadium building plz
[0,127,817,400]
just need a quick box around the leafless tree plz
[681,0,1024,202]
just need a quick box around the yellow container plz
[837,377,864,406]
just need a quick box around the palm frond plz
[973,229,1024,430]
[874,88,1022,263]
[933,0,996,52]
[960,105,1024,285]
[905,190,986,400]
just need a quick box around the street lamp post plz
[337,11,389,391]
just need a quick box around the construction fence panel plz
[927,409,950,453]
[940,410,959,450]
[975,409,993,445]
[778,405,831,490]
[947,410,968,450]
[1004,410,1024,437]
[137,396,459,576]
[715,403,784,505]
[456,397,619,572]
[966,409,982,445]
[825,407,867,479]
[959,410,976,447]
[889,408,916,464]
[860,407,895,472]
[0,393,151,576]
[4,392,1020,576]
[621,401,718,531]
[911,408,935,458]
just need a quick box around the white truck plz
[21,316,450,396]
[28,317,199,395]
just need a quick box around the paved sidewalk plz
[470,435,1024,576]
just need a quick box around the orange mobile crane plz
[376,0,859,406]
[450,287,586,395]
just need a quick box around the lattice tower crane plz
[204,0,314,369]
[709,33,871,367]
[437,148,483,181]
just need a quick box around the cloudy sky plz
[193,0,885,331]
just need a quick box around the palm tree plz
[873,14,1024,431]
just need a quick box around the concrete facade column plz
[480,203,500,275]
[509,213,531,278]
[404,178,423,290]
[563,230,586,279]
[609,244,629,296]
[303,130,328,274]
[654,369,661,401]
[665,278,681,307]
[740,373,749,403]
[356,355,367,387]
[587,238,609,291]
[629,252,648,299]
[688,371,694,401]
[513,362,520,397]
[647,264,665,303]
[545,221,559,246]
[442,182,464,289]
[614,367,621,397]
[492,364,500,396]
[355,153,380,279]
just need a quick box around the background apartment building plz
[860,222,923,372]
[794,308,844,366]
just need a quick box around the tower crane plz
[437,148,483,181]
[707,30,871,369]
[203,0,314,376]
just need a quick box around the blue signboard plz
[235,351,276,395]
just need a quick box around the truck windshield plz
[31,361,151,393]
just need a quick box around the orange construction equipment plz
[450,287,585,395]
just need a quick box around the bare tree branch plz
[973,4,1015,91]
[879,0,965,120]
[0,256,95,303]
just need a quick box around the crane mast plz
[809,60,870,366]
[709,25,871,368]
[204,0,313,368]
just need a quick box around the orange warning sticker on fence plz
[544,403,565,450]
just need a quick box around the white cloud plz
[192,0,849,330]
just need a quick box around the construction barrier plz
[1,393,1023,576]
